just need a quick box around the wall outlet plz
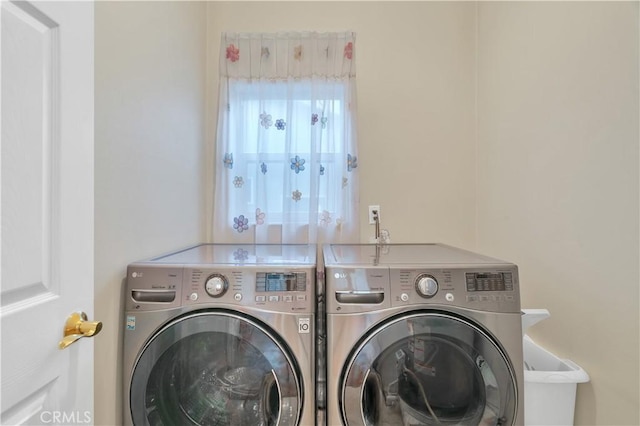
[368,205,380,224]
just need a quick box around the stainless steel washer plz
[323,244,524,426]
[123,244,316,426]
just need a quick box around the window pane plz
[226,79,349,219]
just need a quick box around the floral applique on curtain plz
[233,215,249,233]
[275,119,286,130]
[320,210,332,226]
[226,44,240,62]
[260,112,273,129]
[223,153,233,169]
[255,208,266,225]
[290,156,306,174]
[344,42,353,60]
[347,154,358,172]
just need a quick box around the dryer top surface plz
[324,243,513,267]
[143,243,316,267]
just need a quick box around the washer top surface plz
[324,243,511,267]
[145,243,316,266]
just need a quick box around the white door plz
[1,0,95,424]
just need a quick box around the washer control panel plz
[185,268,313,312]
[126,265,314,313]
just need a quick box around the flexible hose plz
[403,366,441,425]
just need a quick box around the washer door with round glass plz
[341,312,517,426]
[130,311,301,426]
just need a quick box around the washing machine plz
[123,243,316,426]
[323,243,524,426]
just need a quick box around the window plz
[213,32,359,244]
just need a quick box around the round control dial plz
[415,274,438,298]
[205,274,228,298]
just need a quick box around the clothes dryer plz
[123,244,316,426]
[323,244,524,426]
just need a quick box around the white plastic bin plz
[521,309,590,426]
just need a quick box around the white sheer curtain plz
[213,32,359,244]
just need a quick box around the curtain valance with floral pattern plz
[220,32,356,80]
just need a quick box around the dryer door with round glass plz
[341,312,518,426]
[130,311,301,426]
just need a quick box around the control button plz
[296,295,307,302]
[445,293,454,302]
[283,295,293,302]
[189,292,198,301]
[400,293,409,302]
[415,274,438,298]
[205,274,228,298]
[269,295,279,302]
[234,293,242,301]
[255,295,266,302]
[505,295,515,302]
[467,295,478,302]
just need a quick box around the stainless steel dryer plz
[323,244,524,426]
[123,244,316,426]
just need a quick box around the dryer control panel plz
[324,243,521,314]
[389,267,520,313]
[325,266,520,314]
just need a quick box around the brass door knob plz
[58,312,103,350]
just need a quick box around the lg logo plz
[298,317,310,334]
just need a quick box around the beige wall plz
[94,2,207,425]
[94,1,639,424]
[206,1,478,248]
[477,2,639,425]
